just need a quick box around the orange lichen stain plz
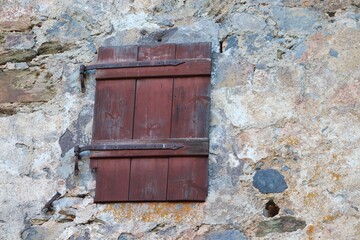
[279,136,299,146]
[329,171,341,181]
[103,202,204,224]
[307,224,315,240]
[322,215,336,223]
[304,192,317,205]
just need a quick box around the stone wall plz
[1,0,359,239]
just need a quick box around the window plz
[79,42,212,202]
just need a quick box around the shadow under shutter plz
[90,42,212,202]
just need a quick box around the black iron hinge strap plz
[79,60,185,93]
[73,143,183,175]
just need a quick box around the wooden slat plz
[171,77,210,138]
[175,42,212,59]
[129,158,168,201]
[95,59,211,80]
[92,45,138,202]
[128,44,176,201]
[167,43,211,201]
[94,159,131,202]
[167,157,208,201]
[92,80,136,140]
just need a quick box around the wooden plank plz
[132,78,173,139]
[167,157,208,201]
[167,43,211,201]
[172,43,211,138]
[175,42,212,59]
[94,159,131,202]
[97,45,139,64]
[93,45,138,140]
[128,44,176,201]
[95,59,211,80]
[92,80,136,140]
[171,77,210,138]
[128,158,168,201]
[92,45,138,202]
[138,44,176,61]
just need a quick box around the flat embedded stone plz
[256,216,306,237]
[204,230,247,240]
[253,169,288,193]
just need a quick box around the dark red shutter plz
[90,43,212,202]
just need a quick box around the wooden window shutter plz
[89,43,212,202]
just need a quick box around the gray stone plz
[52,197,83,210]
[283,208,294,215]
[118,233,136,240]
[293,42,307,59]
[0,50,37,65]
[157,19,174,27]
[59,129,75,157]
[103,29,142,46]
[329,48,339,57]
[4,34,35,50]
[38,41,73,55]
[229,12,267,33]
[272,7,319,35]
[6,62,29,70]
[224,35,238,51]
[139,28,178,43]
[253,169,288,193]
[0,70,55,105]
[255,63,267,69]
[46,14,90,42]
[21,226,45,240]
[204,230,247,240]
[256,216,306,237]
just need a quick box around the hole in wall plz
[219,40,223,53]
[327,11,336,17]
[264,199,280,218]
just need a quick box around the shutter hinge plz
[73,143,184,175]
[79,60,185,93]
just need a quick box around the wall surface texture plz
[1,0,360,239]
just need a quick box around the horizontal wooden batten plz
[96,59,211,80]
[89,138,209,159]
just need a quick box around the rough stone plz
[6,62,29,70]
[139,28,178,43]
[0,16,33,32]
[4,34,35,50]
[0,70,55,104]
[228,12,267,33]
[272,7,319,35]
[256,216,306,237]
[223,35,238,51]
[203,230,247,240]
[118,233,136,240]
[0,50,37,65]
[253,169,288,193]
[329,48,339,57]
[45,14,90,43]
[283,0,356,12]
[38,41,73,55]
